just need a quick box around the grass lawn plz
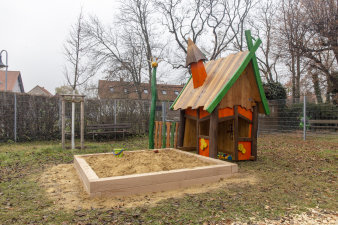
[0,134,337,224]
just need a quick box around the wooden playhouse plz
[171,30,270,161]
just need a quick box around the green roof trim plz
[170,75,192,110]
[245,30,270,115]
[206,37,262,113]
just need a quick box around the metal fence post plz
[303,96,306,141]
[14,93,17,142]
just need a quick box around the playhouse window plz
[124,88,128,93]
[238,118,251,138]
[162,90,167,95]
[144,89,149,94]
[109,87,114,92]
[174,91,179,95]
[199,119,210,136]
[217,120,234,155]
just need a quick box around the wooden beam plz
[198,135,210,139]
[238,114,252,124]
[251,103,258,160]
[61,98,65,149]
[158,122,163,149]
[209,106,218,158]
[178,110,185,148]
[184,114,198,120]
[199,115,211,122]
[162,122,166,148]
[166,122,171,148]
[218,115,234,123]
[174,122,179,148]
[238,137,252,142]
[234,105,239,161]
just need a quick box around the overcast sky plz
[0,0,119,94]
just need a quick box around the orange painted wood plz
[199,107,210,119]
[191,60,207,88]
[158,122,163,149]
[199,138,209,157]
[154,121,159,148]
[174,122,179,148]
[166,122,171,148]
[238,106,253,120]
[249,124,252,138]
[185,107,197,117]
[238,141,251,161]
[218,107,234,118]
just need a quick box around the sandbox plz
[74,149,238,197]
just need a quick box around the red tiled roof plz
[0,70,24,92]
[98,80,184,101]
[28,85,53,96]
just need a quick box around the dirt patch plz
[39,163,256,210]
[83,150,214,178]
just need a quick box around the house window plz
[162,90,167,95]
[109,87,114,92]
[174,91,179,95]
[124,88,128,93]
[144,89,149,94]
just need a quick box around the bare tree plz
[296,0,338,103]
[156,0,254,69]
[277,0,308,101]
[84,15,148,99]
[250,0,281,83]
[64,10,93,91]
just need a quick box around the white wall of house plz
[12,80,22,93]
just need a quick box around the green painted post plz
[170,122,176,147]
[148,61,158,149]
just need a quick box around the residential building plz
[28,85,53,96]
[0,70,24,93]
[98,79,184,102]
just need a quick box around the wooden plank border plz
[74,149,238,197]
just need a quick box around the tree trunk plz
[311,72,322,103]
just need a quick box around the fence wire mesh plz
[0,91,337,142]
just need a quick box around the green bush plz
[263,82,287,100]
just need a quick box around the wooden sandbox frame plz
[74,149,238,197]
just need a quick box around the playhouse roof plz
[186,38,207,66]
[171,30,270,115]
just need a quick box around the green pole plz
[148,61,158,149]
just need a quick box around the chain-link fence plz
[0,91,337,142]
[259,97,338,138]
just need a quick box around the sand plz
[39,163,257,210]
[83,150,214,178]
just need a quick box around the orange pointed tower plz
[186,38,207,88]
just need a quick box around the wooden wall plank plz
[158,122,162,149]
[170,122,176,148]
[178,110,185,148]
[166,122,171,148]
[174,122,179,148]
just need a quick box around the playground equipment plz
[171,30,270,161]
